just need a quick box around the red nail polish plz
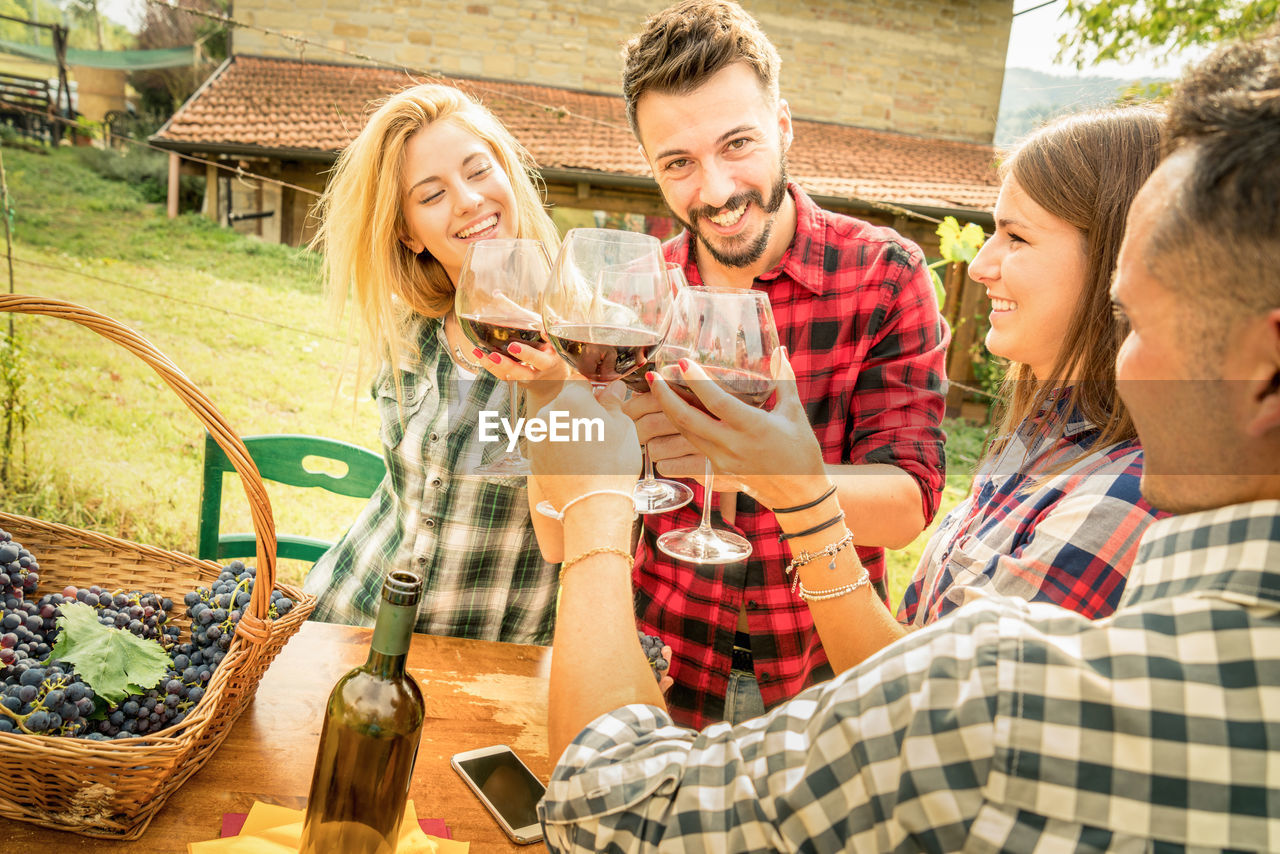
[678,358,690,372]
[508,342,522,355]
[645,371,656,384]
[472,348,483,359]
[489,353,502,363]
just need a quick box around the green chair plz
[197,433,386,563]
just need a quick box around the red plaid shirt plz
[634,184,948,728]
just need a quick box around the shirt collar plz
[1120,499,1280,609]
[667,183,826,296]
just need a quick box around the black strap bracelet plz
[771,483,837,515]
[778,510,845,542]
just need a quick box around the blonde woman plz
[302,84,566,643]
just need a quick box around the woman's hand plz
[476,340,573,415]
[646,348,828,510]
[529,381,641,512]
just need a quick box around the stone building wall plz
[232,0,1011,143]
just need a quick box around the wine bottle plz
[299,570,425,854]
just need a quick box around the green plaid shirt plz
[304,317,556,644]
[542,499,1280,851]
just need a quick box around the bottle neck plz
[365,597,417,679]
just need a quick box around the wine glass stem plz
[507,380,522,455]
[697,458,716,534]
[642,445,656,483]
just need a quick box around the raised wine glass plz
[654,287,780,564]
[454,238,551,478]
[537,227,693,516]
[620,263,695,514]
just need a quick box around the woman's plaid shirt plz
[544,500,1280,852]
[303,318,556,644]
[635,185,948,729]
[899,400,1163,625]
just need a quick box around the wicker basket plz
[0,295,316,839]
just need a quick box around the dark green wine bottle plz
[299,571,425,854]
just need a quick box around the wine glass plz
[654,287,780,564]
[620,263,695,514]
[454,238,551,478]
[536,228,691,516]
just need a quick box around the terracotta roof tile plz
[156,55,998,213]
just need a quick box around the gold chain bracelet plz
[558,546,634,585]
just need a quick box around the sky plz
[1007,0,1206,80]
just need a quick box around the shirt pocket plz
[939,534,1003,614]
[376,373,430,450]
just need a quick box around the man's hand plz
[646,349,828,510]
[621,389,708,480]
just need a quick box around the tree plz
[131,0,227,120]
[1060,1,1280,68]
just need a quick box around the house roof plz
[154,54,999,215]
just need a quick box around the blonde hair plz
[621,0,781,136]
[310,83,560,376]
[985,107,1163,469]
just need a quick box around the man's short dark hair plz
[1147,29,1280,324]
[620,0,781,138]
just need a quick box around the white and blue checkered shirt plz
[541,500,1280,852]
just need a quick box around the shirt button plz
[429,432,440,443]
[759,671,770,682]
[416,557,428,567]
[431,477,443,489]
[424,518,436,528]
[746,599,759,610]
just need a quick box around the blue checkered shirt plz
[541,500,1280,851]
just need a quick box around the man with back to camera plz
[530,29,1280,851]
[619,0,949,729]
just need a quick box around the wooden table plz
[0,621,554,853]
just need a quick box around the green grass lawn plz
[0,144,987,604]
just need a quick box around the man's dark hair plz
[1148,29,1280,321]
[620,0,781,138]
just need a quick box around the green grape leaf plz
[48,602,170,705]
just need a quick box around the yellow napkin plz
[188,799,469,853]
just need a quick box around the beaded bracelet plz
[771,483,838,514]
[783,531,855,594]
[798,567,871,602]
[558,546,635,584]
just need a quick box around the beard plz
[675,156,789,269]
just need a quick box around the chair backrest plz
[198,433,386,564]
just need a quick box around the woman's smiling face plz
[399,119,519,283]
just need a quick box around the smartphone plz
[451,744,546,844]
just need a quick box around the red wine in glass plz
[458,315,543,356]
[658,364,774,412]
[545,323,664,387]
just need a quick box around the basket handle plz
[0,295,281,647]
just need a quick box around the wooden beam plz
[542,181,673,219]
[167,152,179,219]
[203,162,219,222]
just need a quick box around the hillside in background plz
[995,67,1164,147]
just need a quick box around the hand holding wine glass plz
[647,287,780,564]
[454,238,551,478]
[539,229,693,515]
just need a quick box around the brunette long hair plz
[985,107,1163,465]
